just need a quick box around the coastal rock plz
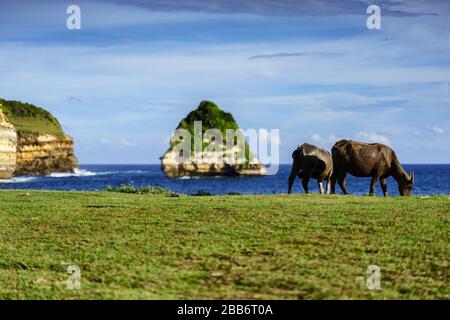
[14,132,77,176]
[0,99,77,177]
[161,101,266,178]
[0,108,17,179]
[160,160,267,178]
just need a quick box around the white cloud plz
[1,7,449,164]
[96,137,138,147]
[355,132,390,146]
[245,92,389,109]
[99,0,446,17]
[327,134,339,144]
[118,138,137,147]
[432,126,445,134]
[305,133,339,150]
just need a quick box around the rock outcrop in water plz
[0,99,77,178]
[161,101,266,178]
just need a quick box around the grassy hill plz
[0,191,447,299]
[0,98,64,138]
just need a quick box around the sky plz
[0,0,449,164]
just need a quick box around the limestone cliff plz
[0,108,17,179]
[14,132,77,176]
[0,99,77,177]
[161,101,266,178]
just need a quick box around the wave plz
[1,168,152,183]
[106,170,148,174]
[49,168,97,178]
[0,177,36,183]
[49,168,150,178]
[177,176,203,180]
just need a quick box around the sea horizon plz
[75,163,450,166]
[1,163,449,196]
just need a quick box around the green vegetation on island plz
[0,190,448,299]
[0,98,65,138]
[176,100,238,137]
[172,100,254,164]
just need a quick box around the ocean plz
[0,164,449,196]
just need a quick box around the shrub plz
[105,184,174,196]
[191,189,213,196]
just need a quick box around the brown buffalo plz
[288,143,333,194]
[331,139,414,196]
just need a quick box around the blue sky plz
[0,0,449,163]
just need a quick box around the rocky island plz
[0,99,77,178]
[161,101,266,178]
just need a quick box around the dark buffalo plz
[331,139,414,196]
[288,143,333,194]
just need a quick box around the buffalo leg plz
[380,178,388,197]
[338,174,349,195]
[318,179,325,195]
[330,172,338,194]
[288,163,301,194]
[326,176,331,194]
[301,170,312,194]
[369,176,378,196]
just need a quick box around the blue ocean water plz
[0,164,449,196]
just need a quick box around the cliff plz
[0,99,77,177]
[0,108,17,179]
[15,132,77,176]
[161,101,266,178]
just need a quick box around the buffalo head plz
[399,171,414,196]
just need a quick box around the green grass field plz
[0,190,448,299]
